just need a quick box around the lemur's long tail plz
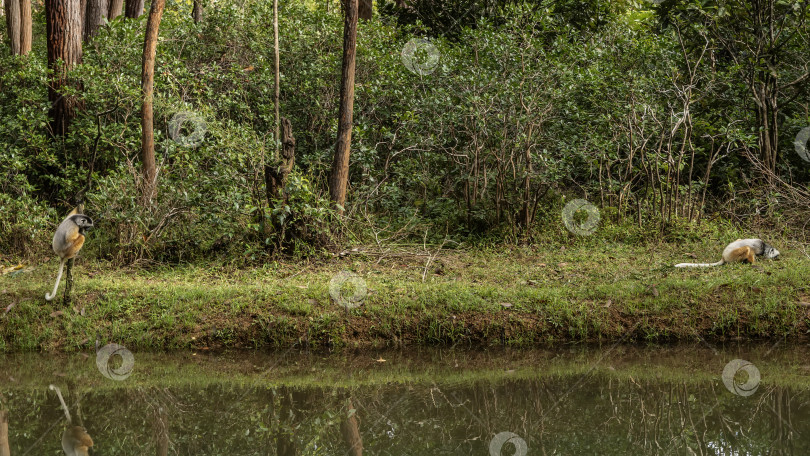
[45,259,65,301]
[674,260,725,268]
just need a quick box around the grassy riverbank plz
[2,240,809,352]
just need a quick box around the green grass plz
[1,239,809,351]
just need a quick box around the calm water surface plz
[0,344,808,455]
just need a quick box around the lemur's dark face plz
[763,243,780,259]
[70,215,94,230]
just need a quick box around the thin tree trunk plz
[329,0,358,216]
[521,149,532,228]
[4,0,21,54]
[140,0,165,202]
[46,0,83,135]
[84,0,108,40]
[19,0,31,54]
[124,0,143,18]
[273,0,279,160]
[63,258,74,304]
[0,409,9,456]
[519,121,535,230]
[265,117,295,202]
[191,0,201,22]
[107,0,121,19]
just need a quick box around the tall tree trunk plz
[18,0,31,54]
[4,0,21,54]
[329,0,358,216]
[191,0,201,22]
[140,0,165,202]
[84,0,108,40]
[0,409,9,456]
[46,0,83,135]
[107,0,122,19]
[124,0,142,18]
[358,0,371,20]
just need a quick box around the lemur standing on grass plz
[45,206,94,301]
[674,239,780,268]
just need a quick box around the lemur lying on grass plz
[674,239,780,268]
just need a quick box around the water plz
[1,344,808,455]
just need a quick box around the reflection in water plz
[58,426,93,456]
[1,405,9,456]
[0,345,808,455]
[340,396,363,455]
[49,385,93,456]
[153,406,168,456]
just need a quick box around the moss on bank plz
[1,241,809,352]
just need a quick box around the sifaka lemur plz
[674,239,780,268]
[45,207,94,301]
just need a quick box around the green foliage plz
[0,0,807,262]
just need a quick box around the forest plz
[1,1,809,455]
[2,0,808,259]
[0,0,809,346]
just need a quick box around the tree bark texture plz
[328,0,358,215]
[4,0,21,54]
[191,0,201,22]
[265,117,295,203]
[140,0,165,202]
[84,0,108,40]
[107,0,122,19]
[46,0,83,135]
[124,0,142,18]
[19,0,31,54]
[358,0,371,20]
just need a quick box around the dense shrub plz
[0,0,807,262]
